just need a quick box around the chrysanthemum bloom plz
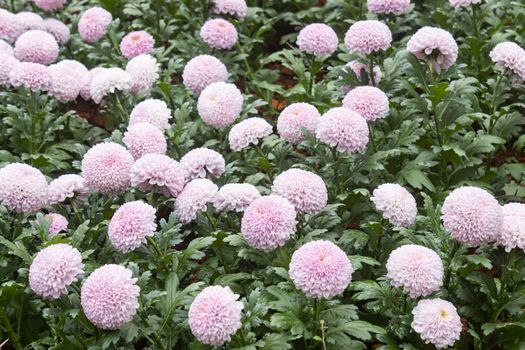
[367,0,410,14]
[0,53,19,86]
[14,30,58,65]
[40,18,70,45]
[276,103,321,144]
[79,67,104,100]
[371,183,417,227]
[340,61,382,94]
[0,9,24,43]
[198,82,243,128]
[212,183,261,212]
[386,244,443,297]
[228,117,273,151]
[16,12,44,31]
[34,0,67,11]
[271,169,327,215]
[211,0,247,20]
[125,54,159,94]
[241,195,297,251]
[108,201,157,253]
[189,286,244,346]
[9,62,52,91]
[0,40,14,56]
[441,186,502,245]
[407,27,458,73]
[45,213,68,235]
[81,264,140,330]
[489,42,525,81]
[29,244,83,299]
[316,107,369,154]
[0,163,48,213]
[123,122,167,159]
[180,148,226,181]
[411,299,462,348]
[78,7,112,44]
[200,19,238,50]
[90,67,132,104]
[344,20,392,55]
[129,98,172,131]
[297,23,338,56]
[120,31,154,59]
[342,86,389,121]
[47,174,90,204]
[499,203,525,252]
[81,142,134,194]
[175,179,218,224]
[130,154,186,197]
[449,0,481,8]
[182,55,228,94]
[48,60,88,103]
[289,240,353,299]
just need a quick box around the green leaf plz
[270,312,305,335]
[326,320,385,342]
[0,236,32,263]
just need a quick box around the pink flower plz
[34,0,67,11]
[297,23,339,55]
[48,60,88,103]
[182,55,228,94]
[78,7,112,43]
[39,18,70,45]
[29,244,83,299]
[371,183,417,227]
[16,12,44,31]
[198,82,243,128]
[0,39,14,56]
[228,117,273,151]
[14,30,58,65]
[0,9,24,43]
[0,163,48,213]
[120,31,154,59]
[407,27,458,73]
[411,299,462,348]
[277,103,321,144]
[499,203,525,252]
[316,107,369,154]
[175,179,218,224]
[123,122,167,160]
[200,19,238,50]
[9,62,52,91]
[212,183,261,212]
[129,99,172,131]
[47,174,90,205]
[90,67,132,104]
[489,42,525,81]
[45,213,68,235]
[289,240,353,299]
[130,154,186,197]
[241,195,297,251]
[79,67,104,100]
[189,286,244,346]
[342,86,389,121]
[0,53,19,86]
[81,264,140,330]
[81,142,134,195]
[180,147,225,182]
[126,54,159,94]
[449,0,481,7]
[211,0,247,20]
[344,20,392,55]
[340,61,382,94]
[367,0,411,14]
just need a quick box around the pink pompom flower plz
[81,264,140,330]
[367,0,410,14]
[297,23,339,56]
[47,174,90,205]
[342,86,389,121]
[198,82,243,128]
[130,153,186,197]
[189,285,244,346]
[45,213,68,235]
[344,20,392,55]
[79,67,105,101]
[407,26,458,73]
[39,18,70,45]
[48,60,88,103]
[175,179,218,224]
[16,12,44,31]
[489,42,525,81]
[180,147,226,182]
[316,107,369,154]
[212,183,261,212]
[34,0,67,11]
[120,31,154,59]
[449,0,481,7]
[129,98,172,131]
[499,203,525,252]
[0,9,24,43]
[211,0,247,20]
[78,7,112,43]
[0,39,14,56]
[371,183,417,227]
[0,53,19,86]
[289,240,353,299]
[200,19,238,50]
[228,117,273,151]
[14,30,58,65]
[126,54,159,94]
[29,243,83,299]
[123,122,167,159]
[411,299,462,348]
[277,103,320,144]
[182,55,228,94]
[90,67,132,104]
[0,163,48,213]
[9,62,52,91]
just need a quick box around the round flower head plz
[175,179,218,224]
[277,102,321,144]
[108,201,157,253]
[212,183,261,212]
[289,240,353,299]
[367,0,410,14]
[441,186,502,245]
[0,163,48,213]
[411,299,462,348]
[130,154,186,197]
[341,61,382,94]
[211,0,247,20]
[90,67,132,104]
[407,27,458,73]
[126,54,159,94]
[29,244,83,300]
[14,30,58,65]
[189,286,244,346]
[123,122,167,159]
[489,42,525,81]
[180,147,226,182]
[0,53,19,86]
[120,31,154,59]
[81,142,134,195]
[241,195,297,251]
[47,174,90,205]
[371,183,417,227]
[386,244,443,298]
[297,23,338,56]
[182,55,228,94]
[81,264,140,330]
[34,0,67,11]
[229,117,273,151]
[316,107,369,154]
[0,9,24,43]
[342,86,389,121]
[0,39,14,56]
[271,169,327,215]
[40,18,70,45]
[499,203,525,252]
[449,0,481,7]
[48,60,88,103]
[200,19,238,50]
[16,12,44,31]
[198,82,243,128]
[79,67,104,100]
[9,62,52,91]
[344,20,392,55]
[78,7,112,43]
[45,213,68,235]
[129,98,172,131]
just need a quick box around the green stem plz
[1,309,24,350]
[368,53,376,87]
